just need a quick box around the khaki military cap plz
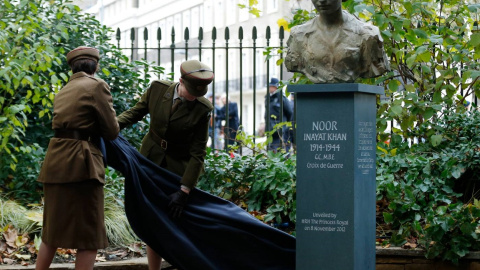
[180,60,214,97]
[66,46,100,65]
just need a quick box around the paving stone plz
[0,258,174,270]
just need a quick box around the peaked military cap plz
[269,77,280,87]
[180,60,214,97]
[66,46,100,65]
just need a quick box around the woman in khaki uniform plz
[117,59,214,270]
[35,47,119,270]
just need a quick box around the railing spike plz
[199,27,203,41]
[184,27,190,40]
[212,27,217,40]
[239,26,243,40]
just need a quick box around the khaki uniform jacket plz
[37,72,119,184]
[117,80,213,189]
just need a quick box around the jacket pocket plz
[83,141,105,184]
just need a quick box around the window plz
[183,10,191,39]
[267,0,278,13]
[214,1,224,26]
[239,0,249,22]
[174,14,182,41]
[204,0,213,32]
[191,6,200,38]
[226,0,237,25]
[149,22,158,47]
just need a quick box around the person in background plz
[265,77,293,152]
[116,59,214,270]
[207,94,224,150]
[218,94,239,150]
[36,46,120,270]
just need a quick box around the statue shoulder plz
[342,11,382,39]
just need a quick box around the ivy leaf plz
[423,107,435,120]
[383,212,393,223]
[390,105,403,116]
[469,33,480,47]
[430,135,442,146]
[433,91,442,103]
[436,206,447,215]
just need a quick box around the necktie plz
[171,98,182,114]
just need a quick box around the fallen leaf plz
[15,234,29,247]
[7,246,16,254]
[28,244,36,254]
[403,242,417,249]
[0,240,7,252]
[128,243,142,254]
[118,251,128,259]
[57,248,76,255]
[95,256,106,262]
[21,261,29,266]
[3,258,15,265]
[14,254,31,260]
[3,226,18,248]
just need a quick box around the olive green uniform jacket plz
[117,80,213,189]
[37,72,119,184]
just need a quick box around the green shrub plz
[197,128,296,226]
[377,110,480,263]
[0,144,45,204]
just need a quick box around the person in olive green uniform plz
[117,59,214,270]
[36,47,120,270]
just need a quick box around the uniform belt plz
[149,130,168,150]
[54,129,92,141]
[149,130,190,153]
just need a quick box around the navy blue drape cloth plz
[104,135,295,270]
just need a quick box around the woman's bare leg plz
[147,245,163,270]
[35,242,57,270]
[75,249,97,270]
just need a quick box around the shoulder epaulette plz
[152,80,175,86]
[86,75,100,82]
[197,96,214,110]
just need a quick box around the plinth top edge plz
[287,83,385,95]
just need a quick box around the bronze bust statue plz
[285,0,390,83]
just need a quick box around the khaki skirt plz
[42,180,108,250]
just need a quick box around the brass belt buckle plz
[161,139,167,150]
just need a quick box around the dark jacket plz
[217,101,239,133]
[265,90,293,131]
[117,80,213,189]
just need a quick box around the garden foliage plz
[273,0,480,263]
[0,0,159,203]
